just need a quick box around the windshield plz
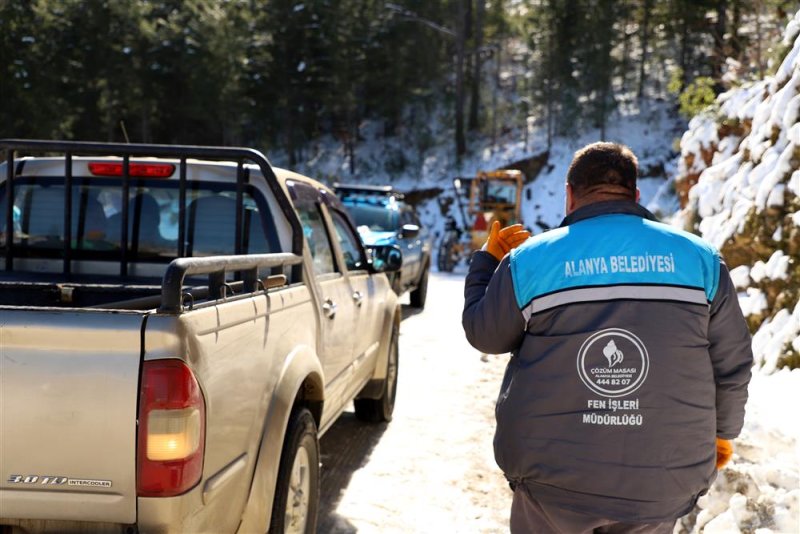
[481,179,518,204]
[345,204,398,232]
[0,177,277,261]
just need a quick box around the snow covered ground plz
[679,368,800,534]
[319,272,510,533]
[317,273,800,533]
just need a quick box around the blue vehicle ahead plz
[335,184,432,308]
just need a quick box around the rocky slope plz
[675,10,800,373]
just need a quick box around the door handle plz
[322,298,337,319]
[352,291,364,307]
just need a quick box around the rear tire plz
[437,234,457,272]
[354,325,399,423]
[268,408,319,534]
[409,263,429,309]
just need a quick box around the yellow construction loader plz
[438,169,524,272]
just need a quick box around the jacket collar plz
[559,200,658,227]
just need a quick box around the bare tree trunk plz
[347,138,355,175]
[755,0,764,78]
[598,2,613,141]
[140,105,151,143]
[287,113,297,166]
[620,1,631,94]
[731,0,742,59]
[599,86,607,141]
[465,0,472,49]
[468,0,484,131]
[491,46,500,148]
[546,20,554,150]
[679,14,690,91]
[712,0,727,84]
[347,110,357,175]
[637,0,651,99]
[455,0,467,158]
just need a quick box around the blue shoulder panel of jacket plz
[509,214,721,313]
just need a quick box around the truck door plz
[326,207,378,373]
[398,207,422,286]
[290,183,357,407]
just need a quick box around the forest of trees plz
[0,0,795,165]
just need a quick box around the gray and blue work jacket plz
[463,200,753,523]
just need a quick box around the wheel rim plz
[284,444,311,534]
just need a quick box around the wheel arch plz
[237,345,324,533]
[356,301,401,400]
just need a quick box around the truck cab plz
[334,184,432,308]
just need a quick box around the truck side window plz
[400,209,416,228]
[296,205,336,275]
[330,210,366,272]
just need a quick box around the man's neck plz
[560,199,657,227]
[570,192,636,213]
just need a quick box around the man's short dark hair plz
[566,142,638,198]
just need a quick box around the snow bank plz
[750,250,791,282]
[729,265,752,289]
[738,287,768,317]
[676,10,800,375]
[674,12,800,533]
[751,301,800,373]
[678,369,800,534]
[679,10,800,250]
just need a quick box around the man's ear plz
[635,187,641,203]
[565,183,577,214]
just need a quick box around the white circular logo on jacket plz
[577,328,649,398]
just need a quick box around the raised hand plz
[485,220,531,261]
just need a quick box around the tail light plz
[137,359,205,497]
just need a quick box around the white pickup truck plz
[0,140,402,534]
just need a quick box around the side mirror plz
[367,244,402,273]
[399,224,420,239]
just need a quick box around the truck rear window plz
[0,177,279,261]
[345,204,399,232]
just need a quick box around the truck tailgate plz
[0,309,144,524]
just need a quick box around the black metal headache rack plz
[0,139,304,313]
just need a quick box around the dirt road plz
[318,271,512,533]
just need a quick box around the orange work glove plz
[716,437,733,469]
[484,220,531,261]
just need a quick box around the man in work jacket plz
[462,142,753,533]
